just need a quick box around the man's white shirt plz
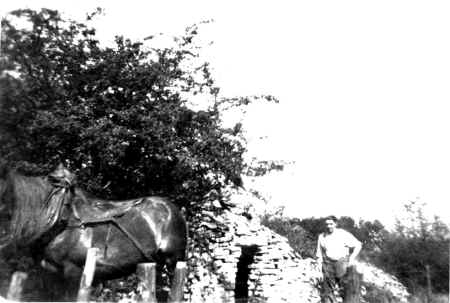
[317,228,361,261]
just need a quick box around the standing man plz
[316,216,362,303]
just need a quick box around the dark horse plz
[0,164,187,300]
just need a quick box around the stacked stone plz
[357,261,410,302]
[186,202,323,303]
[235,219,322,302]
[185,205,233,303]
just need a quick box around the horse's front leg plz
[61,260,83,301]
[38,259,80,301]
[38,262,65,301]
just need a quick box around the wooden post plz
[77,247,98,302]
[168,262,187,303]
[7,271,28,301]
[425,264,432,303]
[343,265,362,303]
[137,263,157,303]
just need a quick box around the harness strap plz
[104,224,112,259]
[69,216,154,262]
[44,167,154,262]
[110,218,154,261]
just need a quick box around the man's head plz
[324,215,338,234]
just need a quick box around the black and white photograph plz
[0,1,449,302]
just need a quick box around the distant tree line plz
[261,201,449,296]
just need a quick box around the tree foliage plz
[374,201,449,293]
[262,215,388,259]
[0,8,263,212]
[260,215,316,257]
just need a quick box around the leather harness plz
[47,174,154,261]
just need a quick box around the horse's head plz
[47,163,77,190]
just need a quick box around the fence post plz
[137,263,157,303]
[343,265,362,303]
[425,264,432,303]
[168,262,187,303]
[77,247,98,302]
[7,271,28,301]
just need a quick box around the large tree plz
[0,8,269,212]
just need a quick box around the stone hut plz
[184,189,410,303]
[186,206,322,302]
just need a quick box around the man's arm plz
[348,238,362,265]
[316,234,323,262]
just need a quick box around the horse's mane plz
[4,171,69,246]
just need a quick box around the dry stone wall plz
[185,199,322,303]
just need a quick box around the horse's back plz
[72,189,145,223]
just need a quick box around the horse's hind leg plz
[153,256,179,302]
[154,261,169,302]
[165,257,177,287]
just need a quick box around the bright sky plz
[2,0,450,228]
